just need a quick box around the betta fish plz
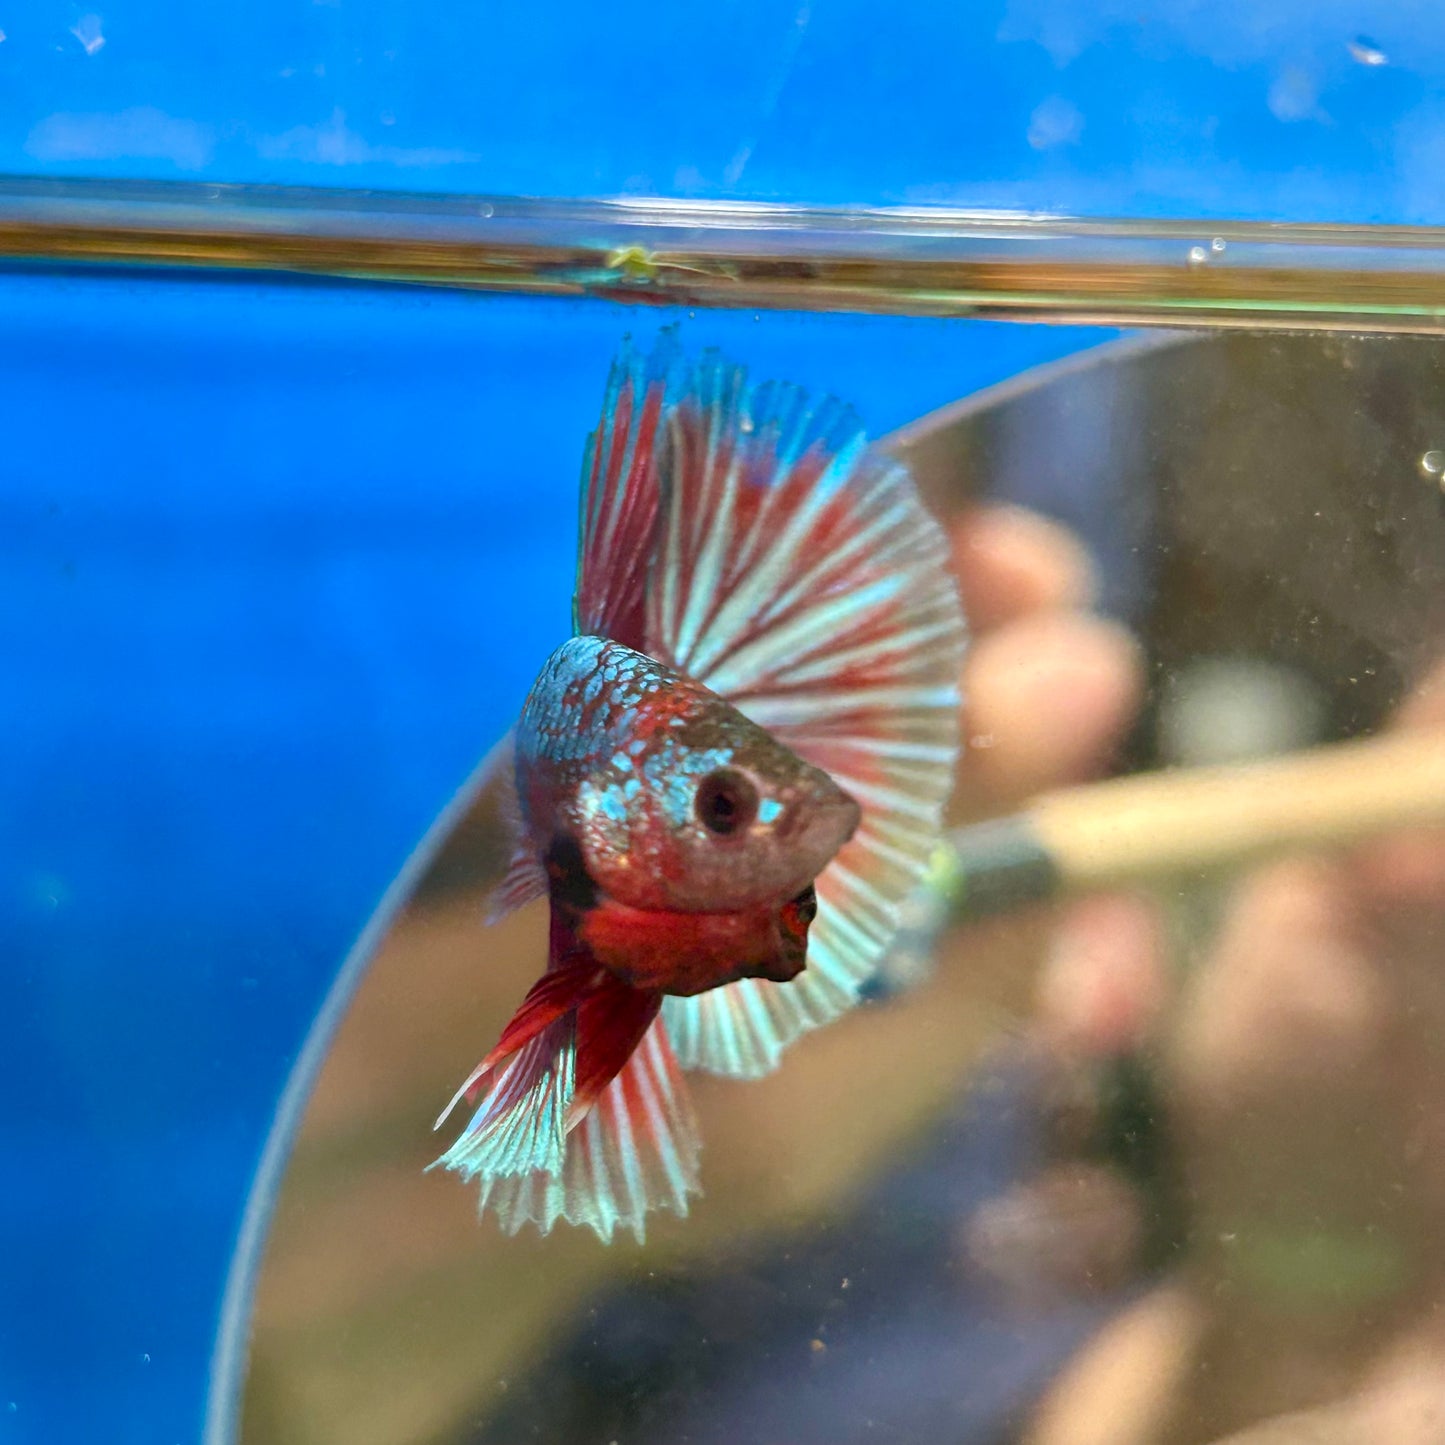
[433,333,965,1242]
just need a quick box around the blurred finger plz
[956,611,1145,813]
[963,1160,1146,1301]
[1352,827,1445,907]
[1036,893,1169,1059]
[951,504,1098,633]
[1170,858,1386,1107]
[1352,657,1445,906]
[1023,1283,1201,1445]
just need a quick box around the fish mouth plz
[766,884,818,980]
[721,884,818,986]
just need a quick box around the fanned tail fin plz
[476,1019,701,1243]
[433,954,596,1130]
[648,351,965,1077]
[433,919,701,1242]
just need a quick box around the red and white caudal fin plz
[639,351,966,1077]
[433,937,702,1242]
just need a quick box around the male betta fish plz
[433,334,965,1242]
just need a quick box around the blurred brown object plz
[964,1160,1146,1301]
[898,332,1445,1445]
[1209,1324,1445,1444]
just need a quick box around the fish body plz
[434,334,966,1241]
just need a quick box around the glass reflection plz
[238,331,1445,1445]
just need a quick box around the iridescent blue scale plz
[515,634,656,771]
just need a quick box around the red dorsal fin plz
[573,331,679,646]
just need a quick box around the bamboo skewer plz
[922,729,1445,931]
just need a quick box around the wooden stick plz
[943,730,1445,922]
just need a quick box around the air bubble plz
[1349,36,1387,66]
[1420,449,1445,479]
[1210,237,1226,253]
[1187,245,1208,266]
[69,13,105,53]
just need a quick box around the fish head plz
[519,637,860,915]
[595,691,860,914]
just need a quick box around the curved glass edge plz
[6,175,1445,332]
[886,330,1189,465]
[201,739,509,1445]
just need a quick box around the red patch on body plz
[576,894,813,995]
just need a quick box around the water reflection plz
[236,332,1445,1445]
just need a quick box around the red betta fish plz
[433,334,966,1242]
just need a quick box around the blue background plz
[4,1,1439,1441]
[6,0,1445,221]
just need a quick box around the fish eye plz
[694,768,759,837]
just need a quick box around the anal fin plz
[436,906,702,1242]
[477,1018,701,1243]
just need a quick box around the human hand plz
[1021,663,1445,1445]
